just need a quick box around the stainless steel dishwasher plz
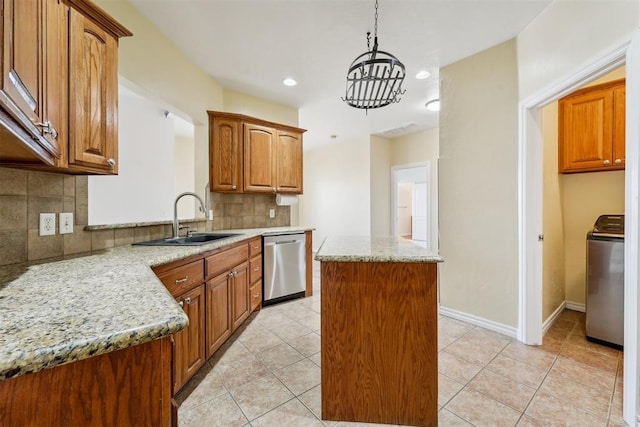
[586,214,624,349]
[263,232,306,306]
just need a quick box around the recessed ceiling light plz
[416,70,430,79]
[283,78,297,86]
[425,99,440,112]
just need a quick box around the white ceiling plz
[129,0,551,151]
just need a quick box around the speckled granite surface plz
[0,226,313,381]
[315,236,443,263]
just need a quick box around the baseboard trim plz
[439,305,518,339]
[565,301,586,312]
[542,301,566,335]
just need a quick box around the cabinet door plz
[173,285,205,392]
[231,261,250,330]
[275,130,303,193]
[559,88,614,173]
[613,85,626,168]
[0,0,62,161]
[68,8,118,173]
[244,123,276,193]
[211,117,242,192]
[205,273,231,358]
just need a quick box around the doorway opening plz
[519,34,639,424]
[391,163,430,249]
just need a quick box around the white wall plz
[517,1,639,100]
[299,137,371,251]
[439,39,519,328]
[175,134,195,219]
[89,86,175,224]
[370,135,392,236]
[223,89,298,127]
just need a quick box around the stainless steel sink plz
[132,233,240,246]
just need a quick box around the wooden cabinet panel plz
[231,261,250,330]
[210,117,242,192]
[0,0,62,163]
[249,237,262,257]
[249,254,262,285]
[205,244,248,279]
[173,285,205,392]
[613,85,625,167]
[68,8,118,173]
[275,130,303,193]
[250,281,261,313]
[244,123,276,193]
[156,259,204,297]
[559,78,625,173]
[205,273,231,358]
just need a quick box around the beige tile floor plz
[176,263,624,427]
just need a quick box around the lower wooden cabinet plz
[230,261,250,330]
[173,284,205,392]
[205,273,231,358]
[154,237,264,395]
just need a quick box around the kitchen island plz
[316,236,443,427]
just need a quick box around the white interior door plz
[412,183,428,241]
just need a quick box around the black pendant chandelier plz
[342,0,406,111]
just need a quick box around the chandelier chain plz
[374,0,378,38]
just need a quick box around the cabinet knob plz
[107,158,116,167]
[231,185,237,190]
[615,158,623,165]
[253,267,260,272]
[272,187,276,193]
[603,159,611,166]
[185,297,192,305]
[178,300,184,308]
[229,271,236,278]
[254,293,260,298]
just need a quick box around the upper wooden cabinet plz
[208,111,306,194]
[0,0,131,174]
[558,78,625,173]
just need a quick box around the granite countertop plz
[315,236,443,263]
[0,226,313,381]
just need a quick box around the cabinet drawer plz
[157,260,204,297]
[206,245,248,279]
[249,238,262,257]
[250,255,262,284]
[250,281,262,312]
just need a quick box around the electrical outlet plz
[59,212,73,234]
[39,213,56,236]
[269,208,275,219]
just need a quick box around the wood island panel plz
[320,261,438,427]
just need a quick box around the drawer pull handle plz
[252,245,260,249]
[254,293,260,298]
[253,267,260,272]
[175,276,188,284]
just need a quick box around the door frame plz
[390,162,430,247]
[518,34,638,425]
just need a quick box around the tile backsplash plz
[0,167,290,266]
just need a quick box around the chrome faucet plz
[173,192,207,238]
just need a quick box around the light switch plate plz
[39,213,56,236]
[269,208,275,218]
[59,212,73,234]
